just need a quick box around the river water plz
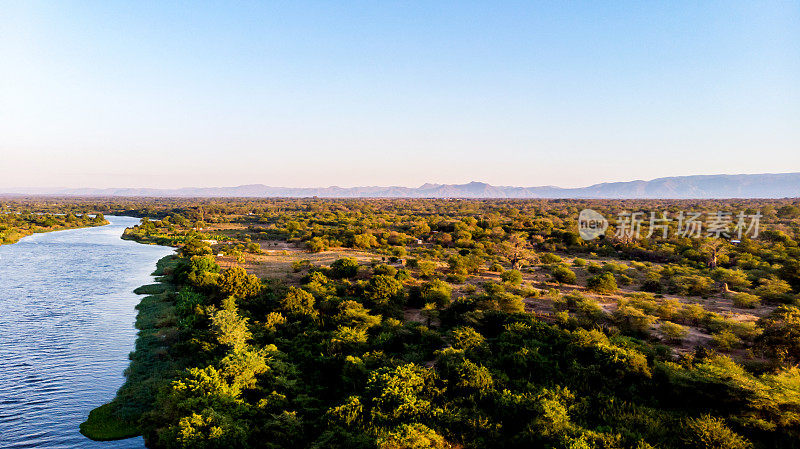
[0,216,173,448]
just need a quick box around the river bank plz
[0,212,109,245]
[0,216,173,448]
[80,256,182,442]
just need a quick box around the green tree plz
[281,287,317,317]
[331,257,360,278]
[217,266,262,299]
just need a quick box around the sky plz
[1,1,798,189]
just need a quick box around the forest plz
[3,196,799,448]
[0,205,108,244]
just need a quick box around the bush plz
[685,415,752,449]
[659,321,688,343]
[732,292,760,309]
[540,253,562,264]
[331,258,359,278]
[572,258,586,267]
[641,279,662,293]
[501,269,523,286]
[417,260,437,278]
[446,273,466,284]
[613,305,657,335]
[754,276,792,302]
[673,275,714,297]
[281,287,317,317]
[587,273,618,293]
[421,279,452,307]
[373,264,398,277]
[552,265,577,284]
[711,329,741,351]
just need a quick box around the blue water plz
[0,216,174,448]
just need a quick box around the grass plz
[80,402,140,441]
[133,283,170,295]
[221,247,378,279]
[81,255,182,442]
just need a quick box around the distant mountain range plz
[3,173,799,199]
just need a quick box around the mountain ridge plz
[2,173,799,199]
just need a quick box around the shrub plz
[417,260,437,278]
[374,264,398,277]
[685,415,752,449]
[540,253,562,264]
[754,276,792,302]
[572,258,587,267]
[587,273,618,293]
[422,279,453,307]
[613,305,657,335]
[281,287,317,317]
[641,279,662,293]
[501,269,523,286]
[673,275,714,297]
[449,326,486,351]
[659,321,688,343]
[711,329,741,351]
[732,292,760,309]
[331,258,359,278]
[489,262,504,272]
[552,265,577,284]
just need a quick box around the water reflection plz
[0,216,173,448]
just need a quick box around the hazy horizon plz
[2,170,800,191]
[2,1,798,189]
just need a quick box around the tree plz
[182,238,213,257]
[217,266,262,299]
[211,309,251,353]
[281,287,317,317]
[421,279,452,307]
[366,363,441,425]
[367,275,403,306]
[331,257,359,278]
[754,276,792,302]
[701,239,728,269]
[353,233,378,249]
[449,326,486,351]
[501,269,523,286]
[496,233,534,270]
[307,236,329,252]
[757,305,800,365]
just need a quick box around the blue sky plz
[1,1,798,188]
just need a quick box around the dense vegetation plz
[0,209,108,244]
[3,197,799,448]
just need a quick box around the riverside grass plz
[81,255,180,441]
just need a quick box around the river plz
[0,216,173,448]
